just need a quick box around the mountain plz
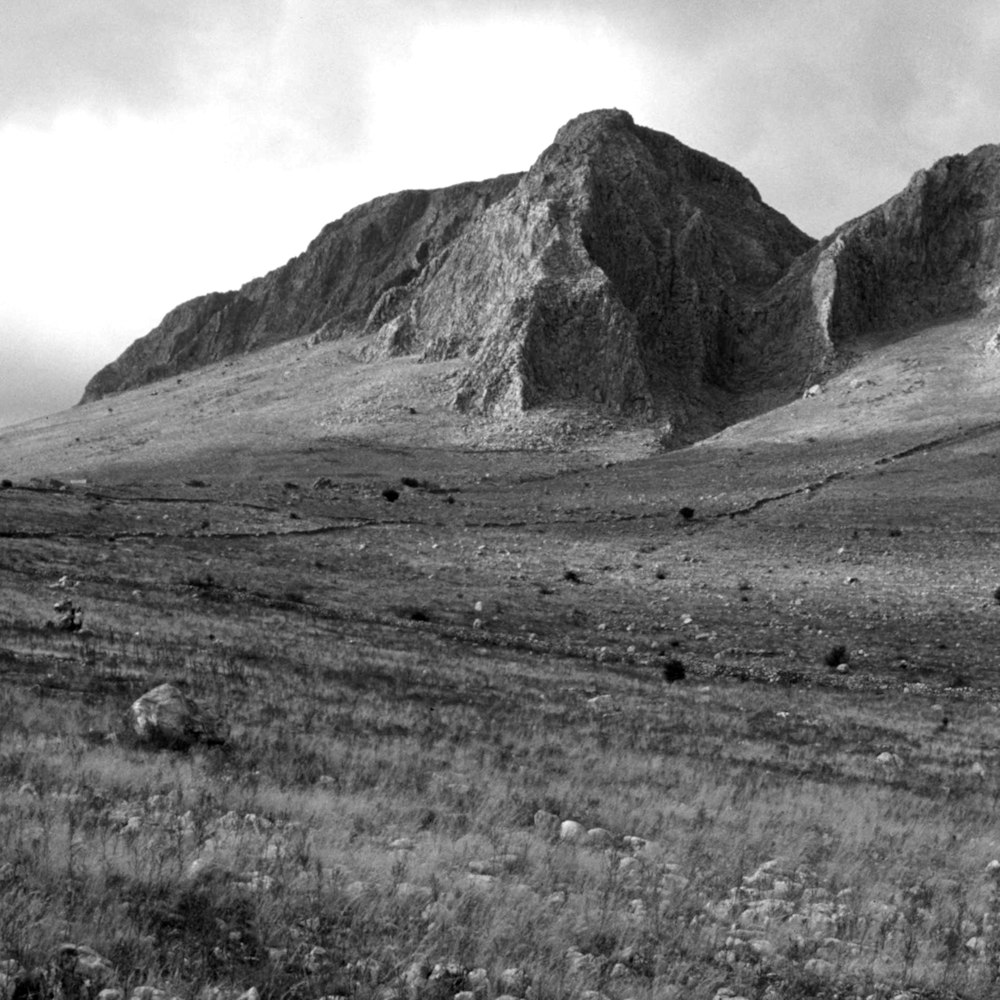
[80,111,1000,449]
[81,110,815,438]
[81,174,521,401]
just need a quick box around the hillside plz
[81,174,521,401]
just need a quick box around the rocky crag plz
[81,174,521,401]
[757,143,1000,359]
[81,111,1000,441]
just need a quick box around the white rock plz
[967,935,986,955]
[804,958,833,976]
[585,827,616,848]
[559,820,586,842]
[389,837,415,851]
[875,751,903,768]
[498,967,528,997]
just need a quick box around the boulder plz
[559,819,586,843]
[54,944,116,998]
[128,683,226,750]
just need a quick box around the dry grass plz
[4,334,1000,998]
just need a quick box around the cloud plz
[1,0,285,124]
[612,0,1000,234]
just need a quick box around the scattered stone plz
[401,477,421,488]
[533,810,561,837]
[585,827,616,848]
[804,958,834,976]
[468,854,519,876]
[51,599,84,632]
[498,968,529,997]
[875,751,903,769]
[382,488,400,502]
[128,683,227,750]
[312,476,334,489]
[678,507,695,521]
[559,820,586,843]
[55,945,116,998]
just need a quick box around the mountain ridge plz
[80,111,1000,449]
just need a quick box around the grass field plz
[4,416,1000,1000]
[3,317,1000,999]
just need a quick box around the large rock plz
[128,683,226,750]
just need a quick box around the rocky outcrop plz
[747,143,1000,369]
[365,109,815,425]
[81,174,521,401]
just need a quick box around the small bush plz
[824,644,849,668]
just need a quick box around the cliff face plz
[745,143,1000,374]
[364,109,815,422]
[81,174,521,401]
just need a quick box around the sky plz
[3,0,1000,428]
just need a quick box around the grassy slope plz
[2,315,1000,999]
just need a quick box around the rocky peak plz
[364,108,814,427]
[752,143,1000,373]
[80,173,521,402]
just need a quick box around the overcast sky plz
[3,0,1000,428]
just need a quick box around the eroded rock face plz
[750,143,1000,366]
[368,109,815,425]
[81,175,521,402]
